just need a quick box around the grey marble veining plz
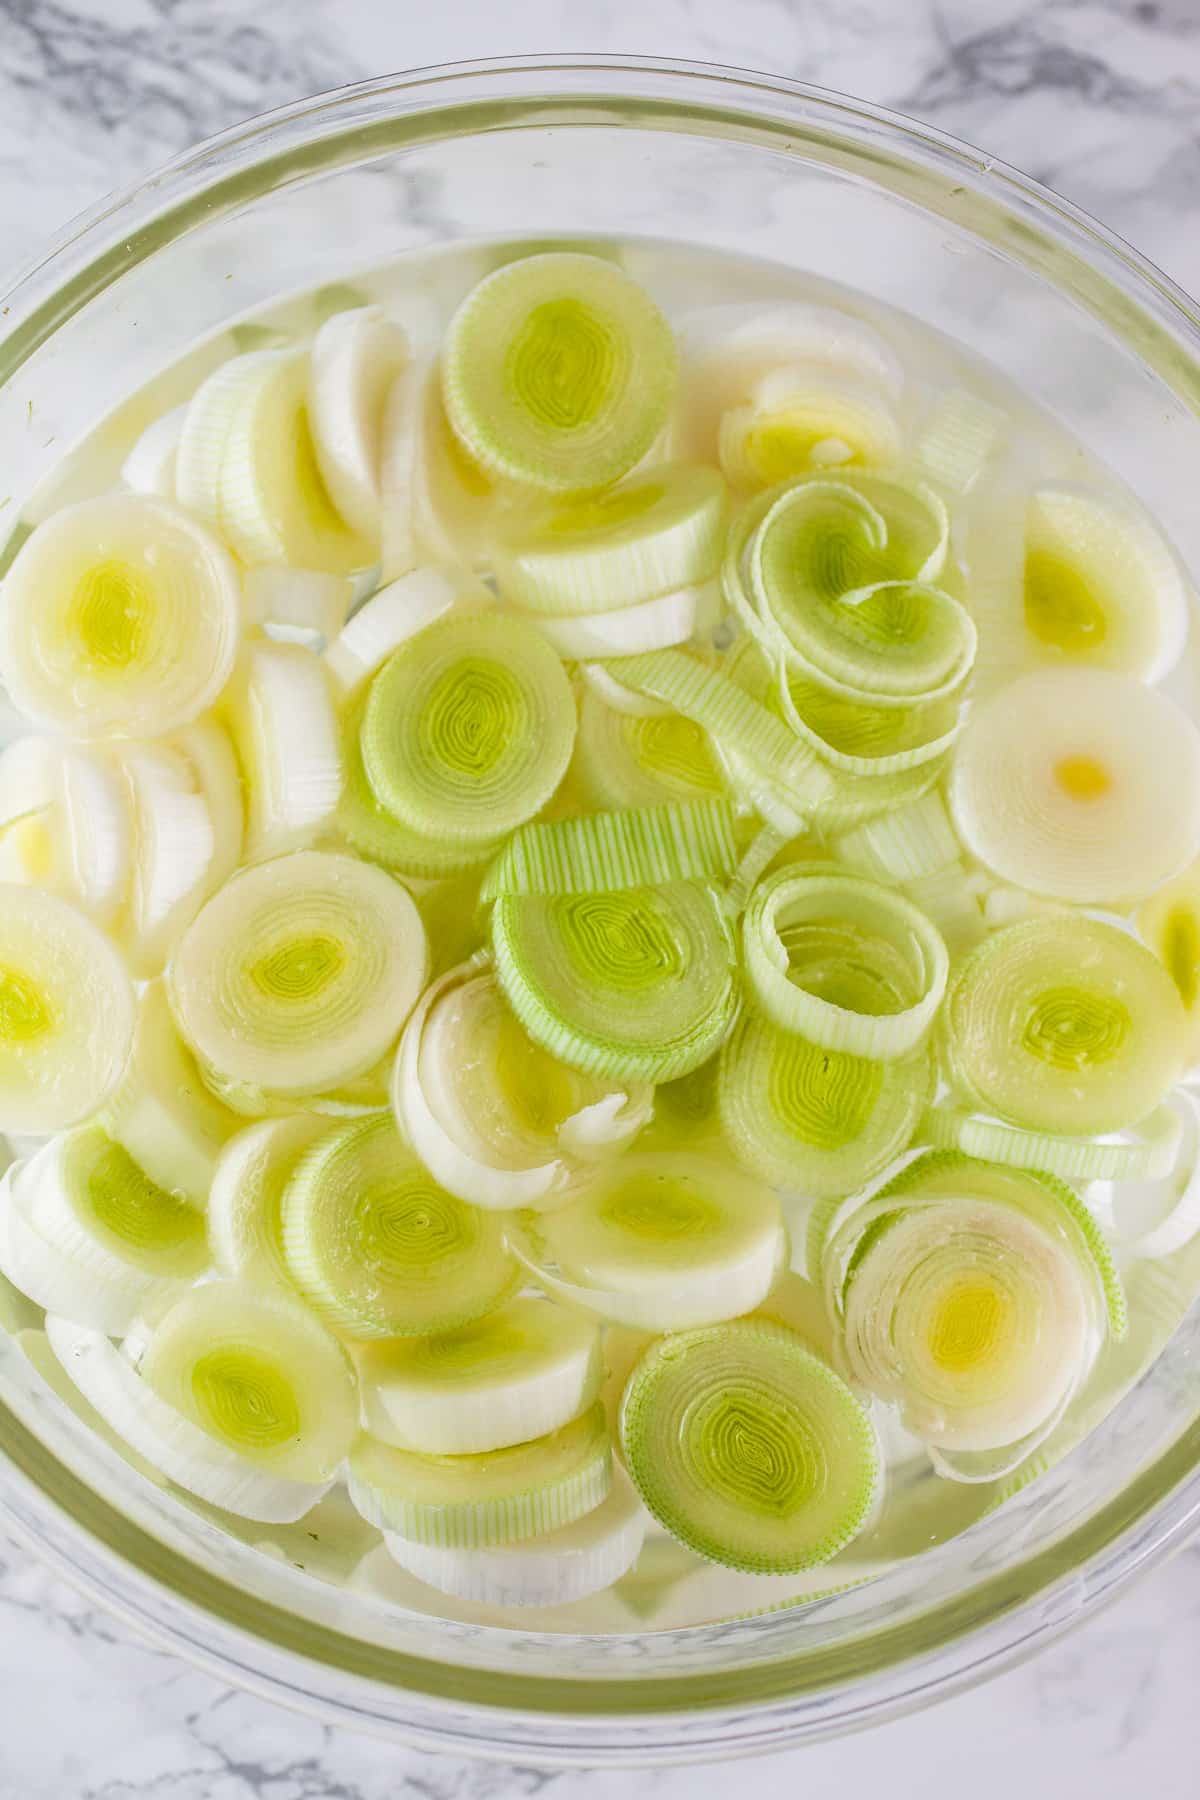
[2,1,1200,1795]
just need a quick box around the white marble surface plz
[2,0,1200,1793]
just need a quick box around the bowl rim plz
[2,51,1199,1761]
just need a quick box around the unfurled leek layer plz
[480,800,738,898]
[574,686,726,811]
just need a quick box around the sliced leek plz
[207,1113,330,1284]
[337,702,503,880]
[833,789,961,883]
[225,639,342,859]
[0,736,131,924]
[323,566,458,692]
[490,881,738,1082]
[620,1319,879,1572]
[480,799,738,898]
[922,1099,1182,1183]
[510,1152,786,1331]
[442,253,677,493]
[949,666,1200,903]
[941,917,1186,1136]
[1138,855,1200,1068]
[356,1295,603,1454]
[518,585,705,659]
[1091,1089,1200,1260]
[243,565,353,646]
[347,1401,612,1547]
[574,686,726,810]
[0,495,242,737]
[281,1113,517,1338]
[361,611,575,844]
[308,307,409,541]
[719,365,902,488]
[379,356,498,580]
[119,742,217,975]
[912,388,1004,496]
[172,717,244,892]
[169,850,428,1102]
[121,403,188,498]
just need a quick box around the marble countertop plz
[2,1,1200,1794]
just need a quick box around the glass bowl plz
[1,53,1200,1767]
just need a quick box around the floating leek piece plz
[480,799,739,898]
[949,666,1200,903]
[1138,855,1200,1069]
[382,1462,645,1608]
[225,639,342,860]
[360,610,576,845]
[442,252,677,493]
[356,1295,603,1455]
[168,850,428,1104]
[0,885,134,1134]
[941,916,1187,1136]
[0,495,242,737]
[719,365,903,488]
[911,387,1004,496]
[347,1400,612,1546]
[393,961,651,1212]
[490,880,738,1083]
[207,1113,330,1285]
[308,306,409,541]
[281,1113,517,1338]
[492,464,727,614]
[1089,1091,1200,1260]
[323,566,458,692]
[742,865,949,1059]
[509,1151,786,1330]
[574,686,726,810]
[619,1319,879,1572]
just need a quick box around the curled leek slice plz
[45,1314,334,1523]
[442,252,677,493]
[361,611,575,845]
[492,464,727,615]
[941,917,1186,1136]
[518,585,706,660]
[480,800,738,899]
[308,306,409,541]
[383,1463,645,1608]
[130,1280,358,1484]
[509,1153,786,1331]
[574,686,725,810]
[490,881,738,1083]
[1138,855,1200,1070]
[743,866,949,1059]
[0,495,242,738]
[347,1400,612,1547]
[281,1114,517,1338]
[1090,1090,1200,1260]
[719,1010,932,1200]
[393,963,652,1213]
[356,1295,603,1455]
[207,1113,330,1285]
[0,886,134,1134]
[323,566,458,693]
[169,850,428,1103]
[719,365,902,488]
[949,666,1200,903]
[619,1319,879,1572]
[226,640,342,859]
[921,1099,1182,1184]
[1023,484,1189,681]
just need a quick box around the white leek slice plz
[912,388,1003,496]
[0,736,132,925]
[719,365,902,489]
[308,307,409,540]
[1090,1092,1200,1259]
[379,357,498,581]
[491,881,738,1083]
[921,1099,1182,1183]
[130,1279,357,1484]
[941,916,1186,1136]
[492,464,727,615]
[393,963,652,1213]
[101,981,237,1206]
[45,1313,333,1523]
[578,660,672,718]
[177,349,375,573]
[225,639,342,859]
[0,495,242,737]
[171,717,243,891]
[119,743,216,976]
[361,610,575,845]
[519,585,703,659]
[949,666,1200,903]
[383,1464,644,1607]
[480,799,738,898]
[324,567,458,692]
[242,566,353,646]
[1022,484,1189,681]
[743,866,949,1059]
[348,1401,611,1548]
[1138,855,1200,1070]
[169,850,428,1102]
[121,404,188,498]
[357,1295,603,1455]
[620,1319,879,1573]
[574,685,725,810]
[0,886,134,1134]
[510,1152,786,1331]
[442,252,677,493]
[281,1113,516,1338]
[207,1113,330,1284]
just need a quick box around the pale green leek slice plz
[833,789,961,884]
[921,1099,1182,1184]
[719,366,902,489]
[347,1400,611,1546]
[361,611,575,845]
[492,464,727,614]
[573,686,726,810]
[1138,855,1200,1069]
[719,1010,932,1199]
[281,1113,517,1339]
[0,495,242,738]
[168,850,428,1103]
[510,1152,786,1330]
[490,880,738,1082]
[441,252,677,493]
[941,916,1187,1136]
[480,800,738,899]
[912,388,1004,496]
[949,666,1200,904]
[619,1319,879,1572]
[742,866,949,1059]
[207,1114,330,1285]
